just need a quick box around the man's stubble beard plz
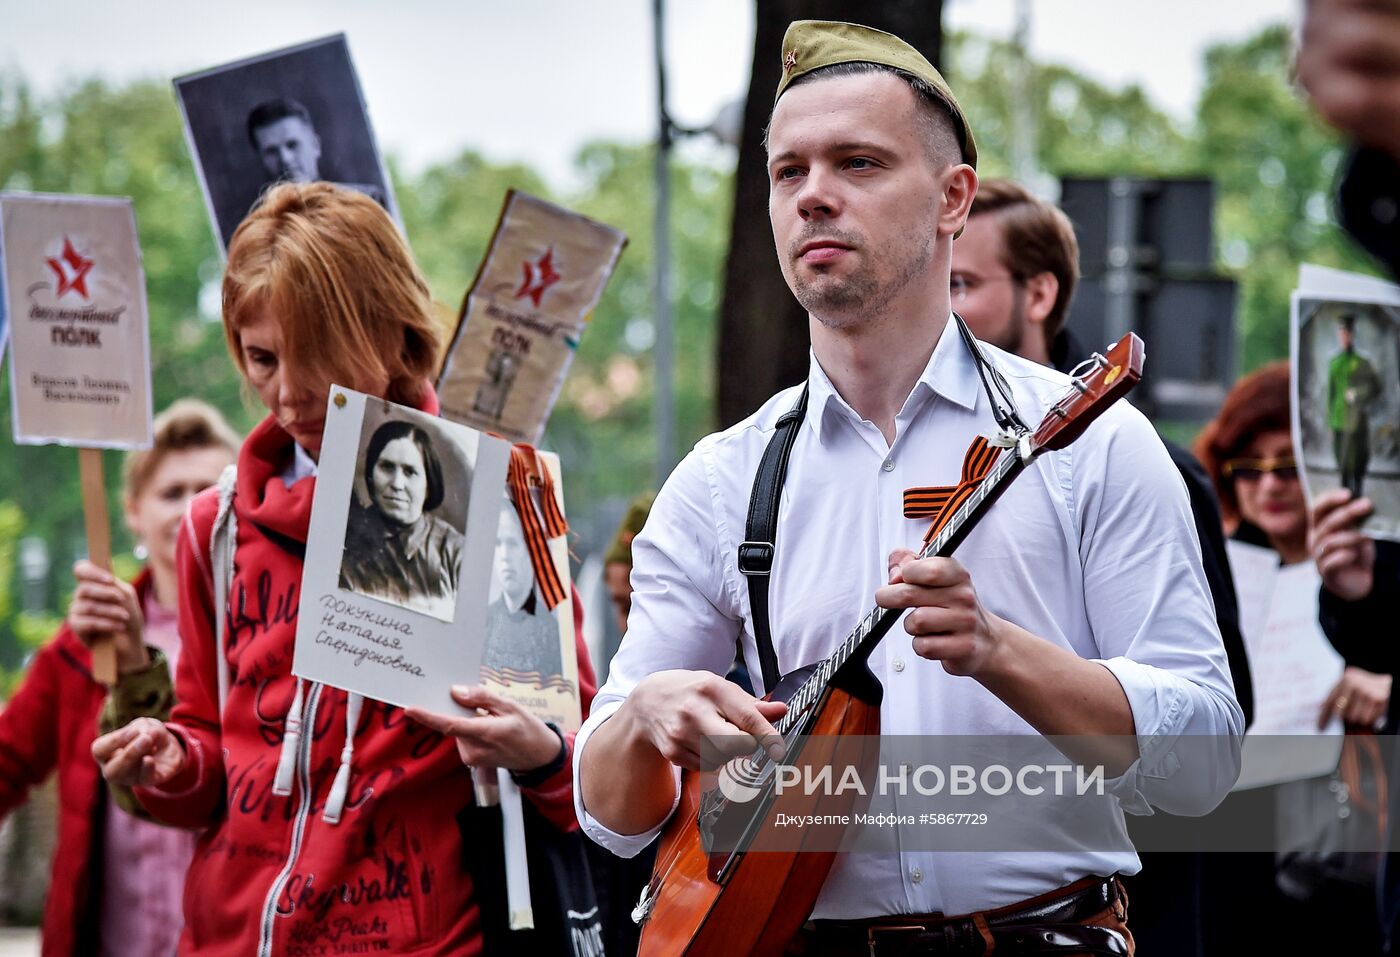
[789,222,937,331]
[989,285,1028,356]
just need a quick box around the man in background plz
[948,178,1075,367]
[952,177,1256,956]
[1300,2,1400,947]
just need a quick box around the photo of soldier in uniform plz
[480,496,569,694]
[1328,313,1383,498]
[471,347,522,422]
[339,407,473,622]
[1294,295,1400,541]
[174,34,397,251]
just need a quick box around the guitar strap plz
[738,384,808,694]
[739,313,1025,694]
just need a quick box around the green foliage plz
[0,74,733,665]
[949,32,1195,179]
[947,26,1385,381]
[1194,25,1382,370]
[397,139,729,541]
[0,24,1385,670]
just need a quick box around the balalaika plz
[632,332,1146,956]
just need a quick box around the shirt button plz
[893,658,906,672]
[882,459,895,472]
[910,867,923,884]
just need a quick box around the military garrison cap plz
[775,20,977,169]
[604,492,655,566]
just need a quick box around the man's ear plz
[939,164,978,239]
[1023,272,1059,328]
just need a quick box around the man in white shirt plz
[575,19,1243,953]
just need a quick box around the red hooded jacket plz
[0,572,151,956]
[134,396,596,957]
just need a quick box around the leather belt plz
[801,876,1129,956]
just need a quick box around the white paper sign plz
[2,193,152,449]
[1229,540,1346,790]
[292,389,511,712]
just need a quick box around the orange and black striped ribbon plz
[506,444,568,609]
[902,436,1000,546]
[529,448,568,539]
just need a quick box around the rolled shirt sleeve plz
[573,446,745,855]
[1075,403,1244,816]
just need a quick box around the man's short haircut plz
[246,98,315,148]
[769,61,963,167]
[969,179,1081,344]
[364,419,446,514]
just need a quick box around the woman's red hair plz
[1193,360,1292,526]
[222,182,441,406]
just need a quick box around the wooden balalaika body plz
[633,333,1146,957]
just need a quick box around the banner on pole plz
[2,193,152,449]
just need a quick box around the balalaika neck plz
[773,440,1030,735]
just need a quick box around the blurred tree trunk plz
[717,0,945,426]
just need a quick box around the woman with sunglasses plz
[1196,359,1388,954]
[1198,360,1390,729]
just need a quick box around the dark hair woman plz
[340,418,462,619]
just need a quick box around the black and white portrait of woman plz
[481,498,565,686]
[340,418,466,621]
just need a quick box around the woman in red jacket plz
[0,399,238,955]
[93,182,596,956]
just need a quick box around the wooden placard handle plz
[78,448,118,686]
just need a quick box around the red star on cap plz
[515,247,560,308]
[46,237,93,300]
[783,50,798,74]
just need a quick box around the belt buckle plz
[866,924,926,956]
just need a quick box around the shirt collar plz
[280,443,318,487]
[804,313,981,438]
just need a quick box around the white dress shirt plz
[573,316,1244,918]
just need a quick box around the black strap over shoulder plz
[740,384,808,694]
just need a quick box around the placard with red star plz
[1,192,153,449]
[437,190,627,445]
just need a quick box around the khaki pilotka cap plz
[775,20,978,170]
[604,492,655,566]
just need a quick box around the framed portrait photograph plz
[1292,291,1400,542]
[173,34,398,253]
[293,389,511,712]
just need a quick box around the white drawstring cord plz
[322,692,363,824]
[271,678,306,796]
